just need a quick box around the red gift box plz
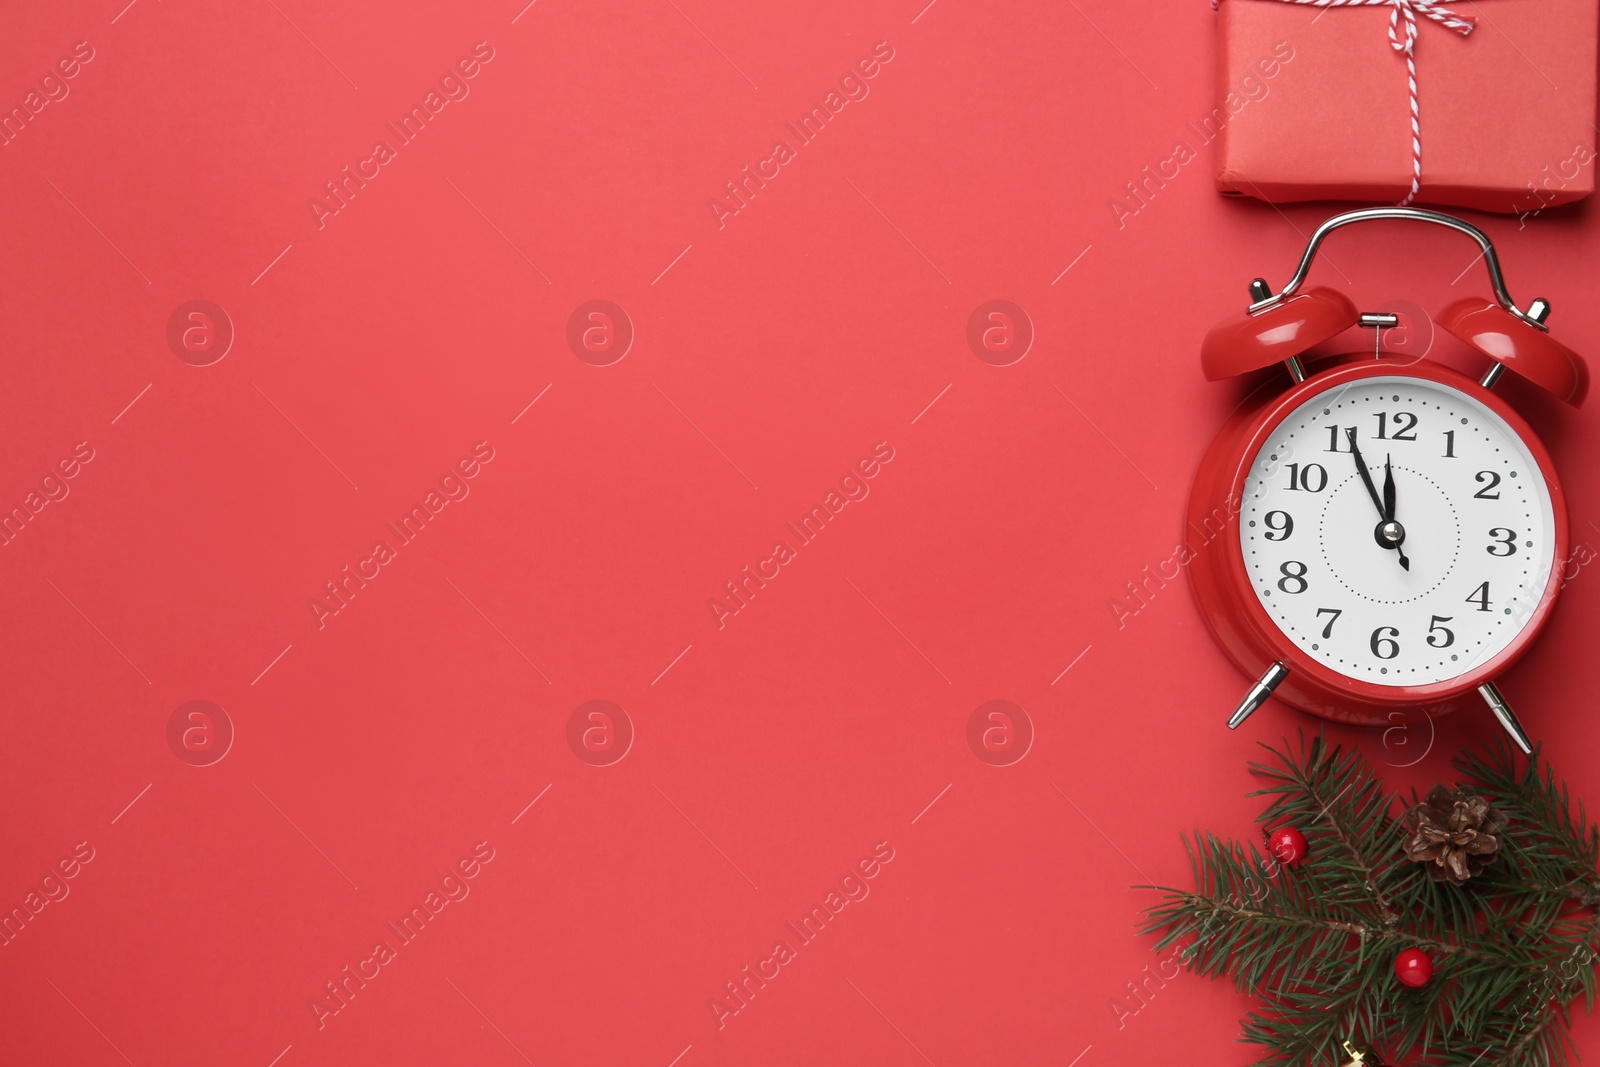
[1214,0,1598,215]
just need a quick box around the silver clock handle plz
[1246,207,1551,332]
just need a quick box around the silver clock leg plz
[1479,681,1534,755]
[1228,662,1289,730]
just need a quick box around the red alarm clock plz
[1188,208,1589,751]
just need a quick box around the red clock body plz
[1186,358,1571,727]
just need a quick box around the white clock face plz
[1241,375,1557,687]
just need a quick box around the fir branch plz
[1140,734,1600,1067]
[1167,890,1542,969]
[1248,735,1406,927]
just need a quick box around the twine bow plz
[1214,0,1480,205]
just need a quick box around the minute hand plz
[1346,429,1410,572]
[1347,429,1385,519]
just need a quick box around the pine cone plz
[1402,784,1508,885]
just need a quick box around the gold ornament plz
[1338,1039,1386,1066]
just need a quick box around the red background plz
[1,2,1596,1065]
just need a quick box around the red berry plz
[1267,825,1308,867]
[1395,947,1434,987]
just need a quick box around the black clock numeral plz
[1370,626,1401,660]
[1487,528,1518,557]
[1474,471,1502,499]
[1443,429,1456,458]
[1374,411,1418,441]
[1284,463,1328,493]
[1277,561,1308,594]
[1315,607,1342,639]
[1467,581,1491,612]
[1263,511,1294,541]
[1325,425,1355,453]
[1426,615,1455,648]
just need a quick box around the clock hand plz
[1346,430,1409,571]
[1382,453,1396,521]
[1347,429,1385,518]
[1382,454,1411,572]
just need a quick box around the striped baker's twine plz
[1213,0,1478,205]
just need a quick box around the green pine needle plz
[1138,734,1600,1067]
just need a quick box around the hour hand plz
[1382,453,1396,521]
[1349,430,1409,571]
[1383,454,1410,571]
